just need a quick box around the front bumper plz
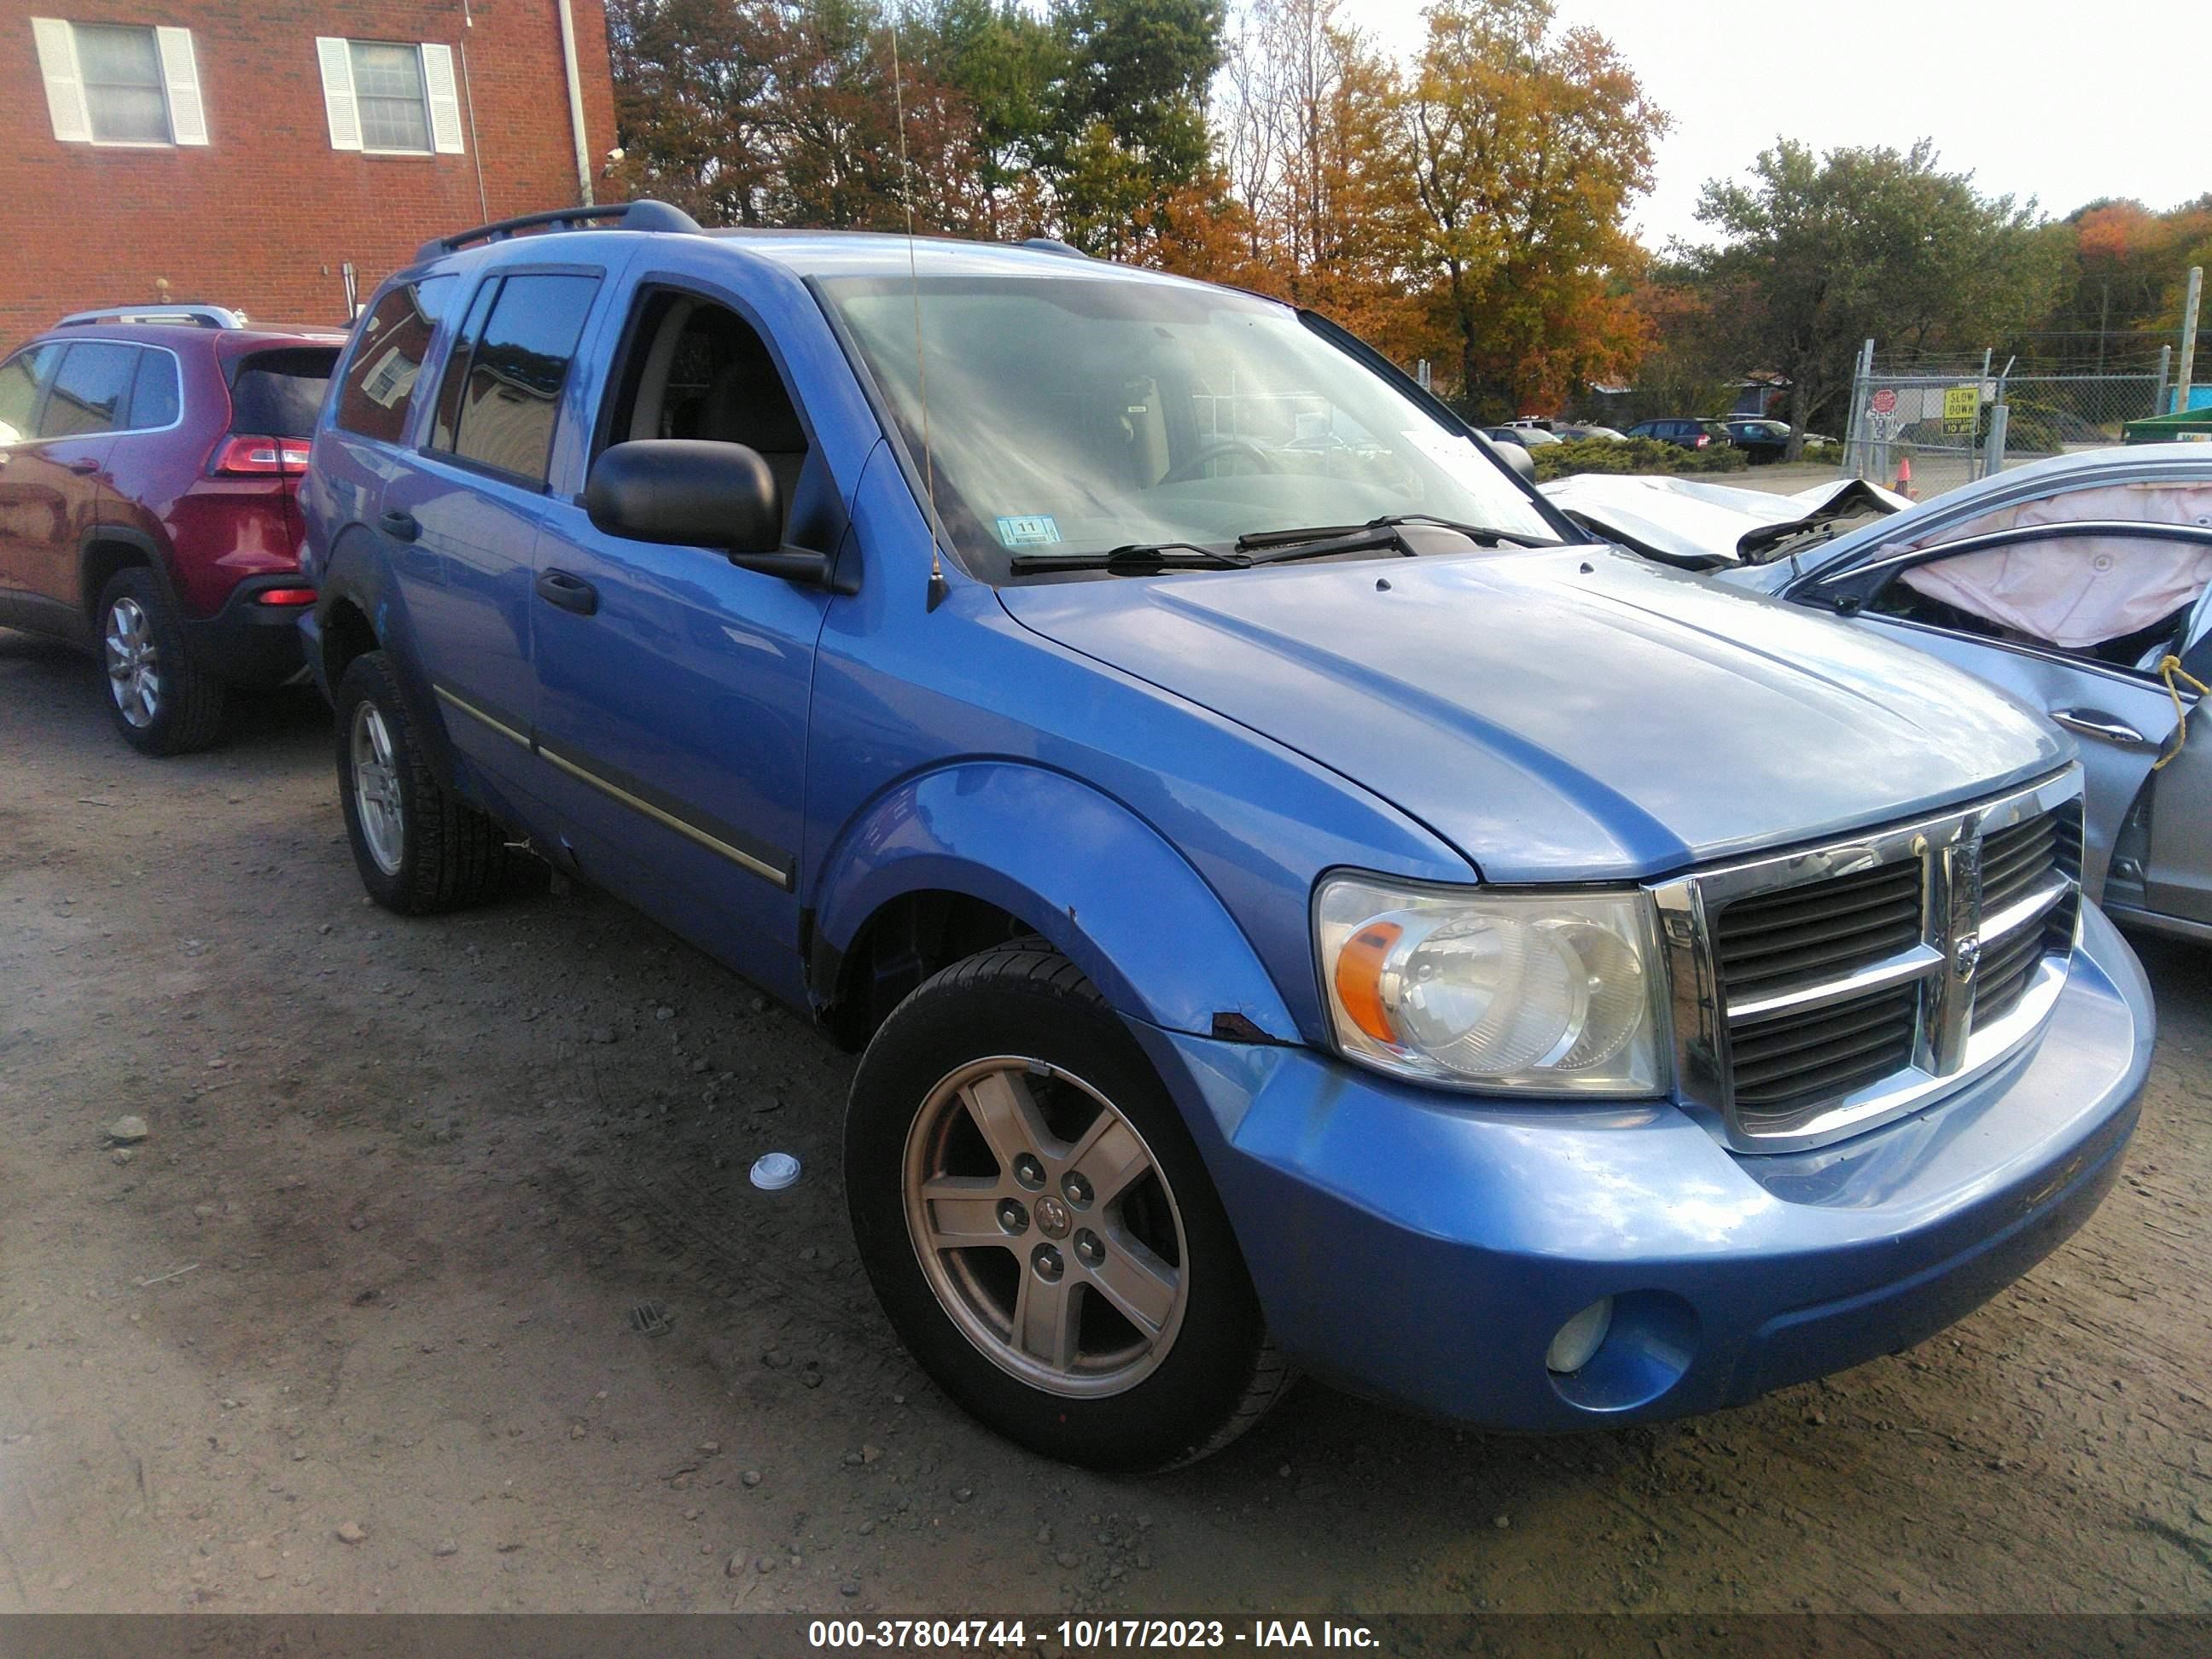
[1137,901,2151,1430]
[178,576,312,689]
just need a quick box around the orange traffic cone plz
[1894,455,1918,500]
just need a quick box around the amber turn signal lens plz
[1332,920,1403,1042]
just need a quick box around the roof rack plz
[416,198,702,263]
[58,304,247,329]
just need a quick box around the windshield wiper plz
[1010,542,1250,575]
[1236,514,1565,553]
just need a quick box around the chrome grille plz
[1714,860,1924,1005]
[1727,981,1920,1111]
[1651,771,2084,1152]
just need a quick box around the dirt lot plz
[2,626,2209,1621]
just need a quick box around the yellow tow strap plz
[2154,654,2211,771]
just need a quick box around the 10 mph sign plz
[1941,384,1980,435]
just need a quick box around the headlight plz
[1313,875,1666,1094]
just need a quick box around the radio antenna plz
[888,15,945,605]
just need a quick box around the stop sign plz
[1871,388,1898,415]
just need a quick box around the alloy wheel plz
[350,700,405,876]
[103,597,160,729]
[903,1056,1190,1397]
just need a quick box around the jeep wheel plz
[335,650,518,914]
[847,946,1289,1470]
[98,568,226,755]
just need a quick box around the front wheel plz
[847,946,1289,1470]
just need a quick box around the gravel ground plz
[2,626,2209,1619]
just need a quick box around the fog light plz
[1545,1297,1614,1374]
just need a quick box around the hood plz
[1539,474,1910,567]
[998,546,2069,882]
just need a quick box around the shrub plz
[1533,436,1749,481]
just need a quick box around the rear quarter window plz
[0,344,57,444]
[230,347,339,438]
[335,276,456,444]
[128,350,180,430]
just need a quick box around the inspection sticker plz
[996,515,1062,546]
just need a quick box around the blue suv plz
[299,201,2152,1470]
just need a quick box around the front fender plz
[814,762,1299,1042]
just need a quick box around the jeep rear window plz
[335,276,455,445]
[230,347,337,438]
[818,274,1557,583]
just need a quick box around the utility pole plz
[2175,265,2202,416]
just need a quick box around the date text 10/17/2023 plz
[806,1619,1382,1650]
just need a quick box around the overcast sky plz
[1359,0,2209,252]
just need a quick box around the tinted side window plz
[335,276,456,444]
[128,350,181,430]
[442,274,600,486]
[429,278,500,452]
[230,347,338,438]
[42,342,139,439]
[0,345,58,445]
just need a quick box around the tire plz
[97,568,226,756]
[334,650,517,914]
[847,946,1290,1470]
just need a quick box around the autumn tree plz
[1400,0,1663,420]
[1681,138,2059,457]
[2048,195,2212,364]
[1213,0,1417,341]
[606,0,787,224]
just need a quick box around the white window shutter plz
[30,19,91,143]
[154,28,207,145]
[315,37,362,151]
[421,44,463,154]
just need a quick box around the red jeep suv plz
[0,306,346,754]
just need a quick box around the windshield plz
[818,274,1562,580]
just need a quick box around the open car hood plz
[1540,474,1910,568]
[999,545,2066,883]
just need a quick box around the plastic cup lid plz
[749,1152,801,1190]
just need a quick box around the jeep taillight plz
[1694,434,1709,448]
[212,435,311,475]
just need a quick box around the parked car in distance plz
[1703,446,2212,944]
[1626,416,1734,451]
[1481,423,1560,446]
[0,306,344,754]
[1724,417,1792,462]
[1552,422,1627,443]
[300,202,2150,1472]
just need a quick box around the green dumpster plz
[2122,405,2212,444]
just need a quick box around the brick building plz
[0,1,618,349]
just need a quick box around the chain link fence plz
[1842,343,2174,499]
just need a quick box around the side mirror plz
[1477,432,1536,481]
[584,439,846,590]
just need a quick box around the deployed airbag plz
[1898,483,2212,649]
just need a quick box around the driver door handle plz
[535,568,598,616]
[68,457,102,474]
[2051,707,2151,748]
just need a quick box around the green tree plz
[1047,0,1225,253]
[926,0,1068,235]
[1682,138,2060,457]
